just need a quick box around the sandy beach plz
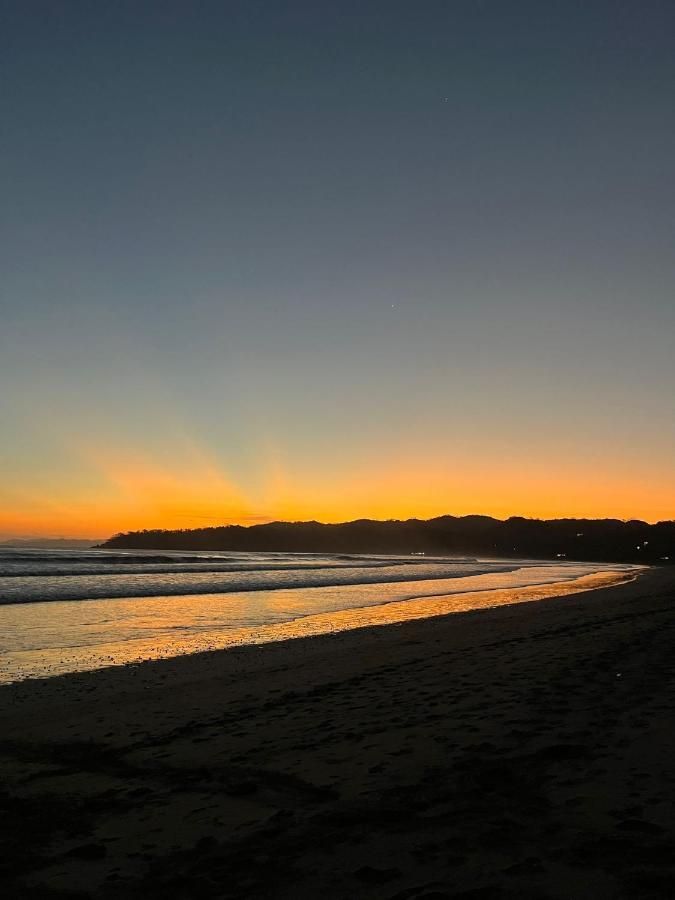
[2,566,675,898]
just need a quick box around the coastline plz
[0,563,636,684]
[2,566,675,897]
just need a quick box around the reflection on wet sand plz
[0,569,635,682]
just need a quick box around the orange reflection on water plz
[0,569,635,683]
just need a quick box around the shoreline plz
[0,563,638,684]
[2,566,675,897]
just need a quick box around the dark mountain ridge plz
[99,515,674,564]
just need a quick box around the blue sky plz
[2,1,674,535]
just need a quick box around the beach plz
[2,565,675,898]
[0,550,635,683]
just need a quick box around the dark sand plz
[1,567,675,899]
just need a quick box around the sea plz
[0,548,636,683]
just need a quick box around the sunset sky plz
[2,1,675,538]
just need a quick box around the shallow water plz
[0,549,637,682]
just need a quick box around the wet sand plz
[0,567,633,683]
[1,566,675,898]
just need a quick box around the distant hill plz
[98,515,674,564]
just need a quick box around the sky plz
[1,0,675,538]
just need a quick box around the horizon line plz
[4,511,675,545]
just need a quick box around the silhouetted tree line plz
[99,515,674,564]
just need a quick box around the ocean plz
[0,548,636,683]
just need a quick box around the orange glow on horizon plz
[1,445,673,539]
